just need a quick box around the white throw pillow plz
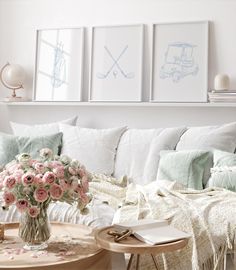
[176,122,236,153]
[60,124,126,175]
[10,116,77,136]
[113,127,186,185]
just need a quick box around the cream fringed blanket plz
[89,176,236,270]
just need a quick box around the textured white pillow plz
[113,127,186,185]
[176,122,236,153]
[10,116,77,136]
[60,124,126,175]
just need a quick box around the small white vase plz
[214,74,230,91]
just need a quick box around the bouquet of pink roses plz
[0,148,91,249]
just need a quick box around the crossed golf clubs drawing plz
[97,45,135,79]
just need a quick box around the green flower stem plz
[19,207,50,244]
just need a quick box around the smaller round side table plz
[95,226,188,270]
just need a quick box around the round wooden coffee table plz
[0,222,111,270]
[95,226,189,270]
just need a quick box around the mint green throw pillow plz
[17,133,63,159]
[0,132,19,167]
[208,150,236,191]
[213,150,236,167]
[0,132,63,167]
[157,150,212,190]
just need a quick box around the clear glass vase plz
[19,207,50,251]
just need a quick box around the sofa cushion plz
[113,127,186,185]
[176,122,236,153]
[208,150,236,191]
[0,132,19,167]
[60,124,126,175]
[17,133,63,159]
[157,150,212,190]
[10,116,77,136]
[0,132,63,167]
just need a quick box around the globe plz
[1,63,25,89]
[0,63,26,101]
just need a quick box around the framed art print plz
[90,24,144,102]
[151,21,209,102]
[34,27,84,101]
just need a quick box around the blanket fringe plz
[201,244,228,270]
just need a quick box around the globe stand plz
[0,63,26,102]
[3,88,27,102]
[4,96,24,102]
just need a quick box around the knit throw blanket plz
[89,176,236,270]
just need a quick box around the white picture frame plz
[150,21,209,102]
[89,24,144,102]
[33,27,84,102]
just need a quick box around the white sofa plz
[1,120,236,228]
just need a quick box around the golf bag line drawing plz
[51,42,66,88]
[96,45,135,79]
[159,42,199,83]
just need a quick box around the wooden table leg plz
[135,254,140,270]
[127,254,141,270]
[151,254,159,270]
[127,254,134,270]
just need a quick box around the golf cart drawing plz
[97,45,135,79]
[159,42,199,83]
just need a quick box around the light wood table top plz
[0,222,111,270]
[95,226,189,255]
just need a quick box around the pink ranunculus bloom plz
[42,172,55,185]
[78,190,90,204]
[28,206,40,218]
[71,178,79,190]
[0,172,8,189]
[6,163,22,174]
[35,174,44,185]
[75,184,83,194]
[16,199,29,212]
[53,166,64,179]
[43,161,50,168]
[81,175,89,193]
[78,167,86,178]
[0,171,8,182]
[50,161,63,169]
[22,173,35,186]
[50,184,63,200]
[3,176,17,189]
[58,179,69,191]
[3,191,16,205]
[39,148,53,159]
[34,187,48,202]
[34,163,45,174]
[68,167,77,176]
[13,169,24,183]
[29,159,38,166]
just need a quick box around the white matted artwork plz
[34,28,84,101]
[151,21,209,102]
[90,24,144,102]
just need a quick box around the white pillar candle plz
[214,74,230,91]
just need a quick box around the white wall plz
[0,0,236,132]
